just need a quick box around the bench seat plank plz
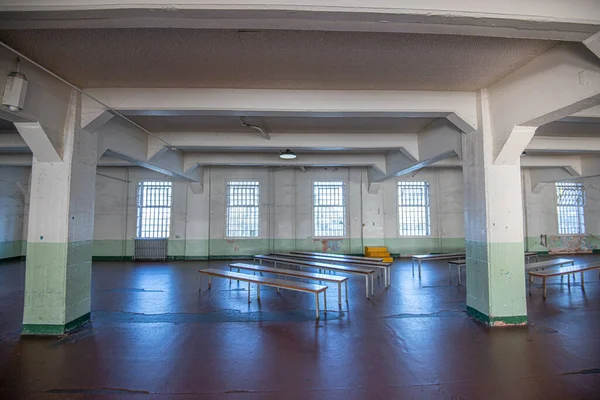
[525,258,574,272]
[291,251,385,262]
[278,252,390,266]
[273,252,392,287]
[527,262,600,299]
[230,262,349,306]
[230,263,347,282]
[254,254,375,298]
[528,263,599,277]
[199,268,327,319]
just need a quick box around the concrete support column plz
[22,90,98,335]
[463,91,527,327]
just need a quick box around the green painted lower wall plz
[465,240,527,324]
[525,236,547,252]
[23,241,92,329]
[0,240,26,260]
[91,237,469,259]
[22,312,91,336]
[385,237,465,256]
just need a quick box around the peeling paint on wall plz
[226,239,239,253]
[544,234,600,253]
[312,238,343,252]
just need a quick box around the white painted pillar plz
[463,91,527,326]
[22,90,98,335]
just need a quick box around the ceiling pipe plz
[240,117,271,140]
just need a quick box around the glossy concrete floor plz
[1,256,599,399]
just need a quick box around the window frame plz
[135,180,173,239]
[225,180,261,238]
[555,182,586,235]
[312,180,347,238]
[397,180,431,238]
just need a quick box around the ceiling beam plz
[488,43,600,165]
[527,136,600,153]
[87,88,478,133]
[1,1,599,41]
[183,152,387,172]
[152,132,419,155]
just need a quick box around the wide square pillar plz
[463,92,527,326]
[22,91,98,335]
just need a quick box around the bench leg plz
[199,275,202,292]
[388,266,392,286]
[371,274,374,296]
[412,259,415,276]
[345,281,349,303]
[543,278,547,299]
[208,276,212,290]
[365,276,369,298]
[458,265,462,286]
[418,260,422,279]
[528,274,532,295]
[315,293,320,320]
[568,274,571,288]
[229,266,231,284]
[338,283,342,307]
[324,291,327,315]
[248,282,251,303]
[448,263,452,284]
[257,284,261,301]
[581,271,585,292]
[383,268,387,288]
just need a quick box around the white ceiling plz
[0,28,557,90]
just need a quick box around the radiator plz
[134,238,168,260]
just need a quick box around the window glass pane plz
[398,181,431,236]
[227,181,260,237]
[313,181,346,237]
[136,181,172,238]
[556,182,585,234]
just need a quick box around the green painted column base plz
[22,312,91,336]
[466,306,527,327]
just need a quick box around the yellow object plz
[366,251,390,257]
[365,246,387,253]
[364,246,392,261]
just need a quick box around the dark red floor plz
[1,256,599,399]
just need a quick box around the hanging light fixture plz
[279,149,297,160]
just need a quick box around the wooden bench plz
[447,258,574,286]
[412,253,466,278]
[230,262,349,306]
[447,259,466,285]
[275,252,392,287]
[254,254,376,298]
[525,258,574,272]
[291,251,385,262]
[528,263,600,299]
[198,268,328,319]
[524,252,539,264]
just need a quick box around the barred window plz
[556,182,585,234]
[136,181,172,238]
[314,181,346,237]
[398,181,431,236]
[227,181,260,237]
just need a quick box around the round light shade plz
[279,149,297,159]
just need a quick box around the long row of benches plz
[199,250,598,318]
[198,251,390,319]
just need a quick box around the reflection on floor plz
[1,255,599,399]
